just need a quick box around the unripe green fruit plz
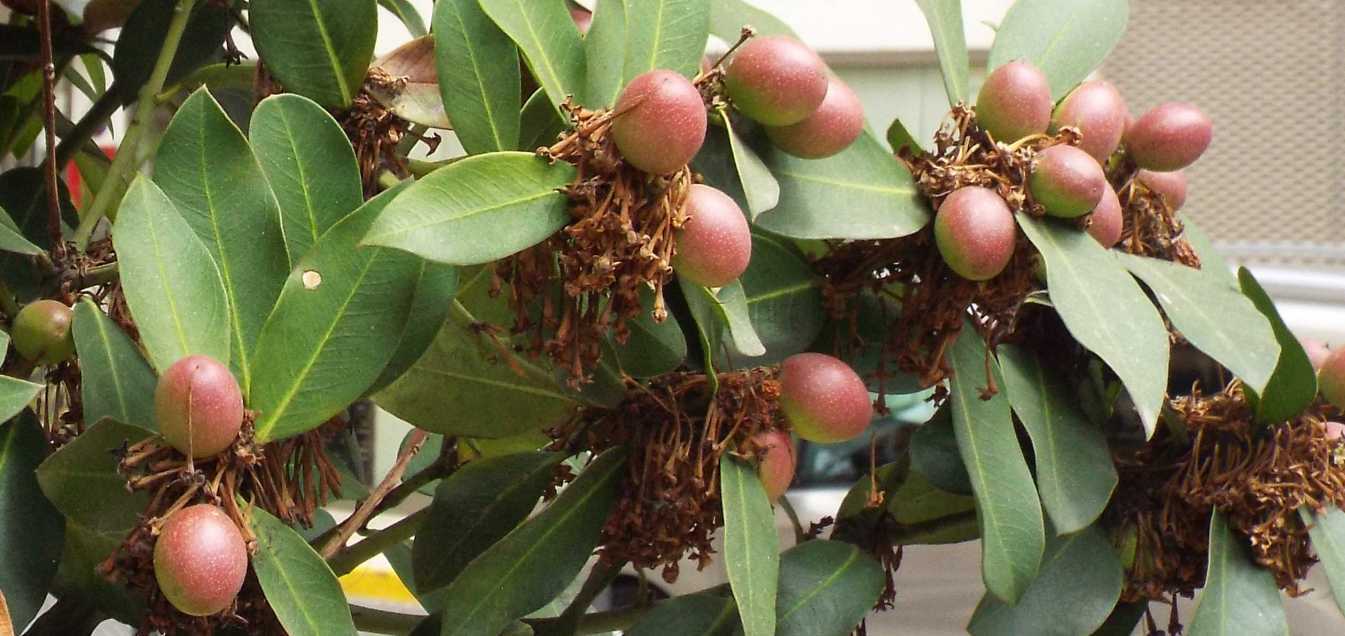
[611,70,707,175]
[1052,80,1128,162]
[975,60,1052,143]
[1319,347,1345,410]
[153,504,247,617]
[1135,169,1187,211]
[11,299,75,364]
[673,184,752,288]
[764,76,865,159]
[1124,102,1213,171]
[1301,337,1331,370]
[724,36,829,126]
[779,353,873,443]
[155,355,245,458]
[753,430,796,502]
[934,186,1017,281]
[1029,145,1107,218]
[1088,183,1124,248]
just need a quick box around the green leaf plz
[414,452,564,593]
[915,0,970,106]
[0,168,76,301]
[362,152,576,265]
[1188,511,1289,636]
[776,540,884,636]
[885,118,925,156]
[249,0,378,108]
[620,0,710,85]
[886,470,979,545]
[520,88,568,151]
[609,291,687,378]
[250,93,365,262]
[0,336,40,423]
[1017,214,1168,437]
[708,0,797,41]
[112,0,234,103]
[435,448,625,636]
[1093,602,1148,636]
[154,88,289,392]
[947,325,1044,603]
[738,231,823,366]
[380,0,428,36]
[684,281,767,363]
[249,183,423,442]
[478,0,586,109]
[1119,253,1280,396]
[36,419,150,533]
[627,594,738,636]
[910,406,972,496]
[0,414,65,632]
[434,0,522,154]
[722,110,780,220]
[113,175,232,371]
[582,0,629,108]
[0,205,41,255]
[1239,269,1317,424]
[720,454,779,636]
[51,520,145,625]
[987,0,1129,99]
[249,506,357,636]
[1183,218,1236,287]
[998,345,1117,534]
[72,298,158,433]
[370,261,461,393]
[756,132,928,240]
[968,525,1122,636]
[1299,505,1345,617]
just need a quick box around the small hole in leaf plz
[302,270,322,290]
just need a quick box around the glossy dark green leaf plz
[0,168,75,301]
[112,0,233,103]
[987,0,1129,99]
[434,0,522,154]
[154,88,289,391]
[947,325,1044,603]
[776,540,884,636]
[0,414,64,632]
[478,0,586,109]
[968,525,1122,636]
[756,132,928,240]
[609,291,688,378]
[998,345,1117,534]
[0,205,40,255]
[380,0,428,36]
[363,152,575,265]
[738,231,823,366]
[249,506,357,636]
[708,0,797,40]
[435,448,625,636]
[583,0,629,107]
[1119,254,1279,396]
[1093,602,1148,636]
[520,88,568,151]
[1239,268,1317,424]
[250,93,365,262]
[0,332,40,424]
[720,454,778,636]
[722,110,779,220]
[369,261,460,393]
[621,0,710,85]
[1182,218,1236,287]
[684,281,767,363]
[250,0,378,108]
[113,175,231,371]
[915,0,970,106]
[886,118,924,156]
[50,520,144,625]
[72,298,157,432]
[1299,506,1345,617]
[626,593,738,636]
[886,470,978,545]
[910,406,972,496]
[1188,511,1288,636]
[36,419,150,533]
[249,183,422,442]
[1017,214,1168,437]
[414,451,563,592]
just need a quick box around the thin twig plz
[327,506,429,577]
[37,0,64,262]
[778,495,807,546]
[319,429,428,559]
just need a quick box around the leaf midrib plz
[195,113,251,389]
[89,306,131,422]
[367,189,558,242]
[258,525,325,634]
[304,0,353,104]
[777,548,861,622]
[449,2,508,151]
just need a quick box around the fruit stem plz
[326,506,429,576]
[72,0,200,251]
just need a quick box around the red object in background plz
[64,144,115,208]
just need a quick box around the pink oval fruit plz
[1124,102,1213,171]
[153,504,247,617]
[611,70,708,175]
[1030,144,1107,218]
[674,184,752,288]
[1135,169,1188,211]
[753,430,796,502]
[155,355,245,458]
[1088,183,1124,248]
[724,36,829,126]
[935,186,1017,281]
[764,76,865,158]
[11,299,74,364]
[1301,337,1331,370]
[1325,421,1345,442]
[975,60,1052,143]
[1319,347,1345,410]
[779,353,873,443]
[1052,80,1128,163]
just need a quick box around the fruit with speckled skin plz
[12,300,75,364]
[1030,145,1107,218]
[611,70,707,175]
[1136,170,1188,211]
[779,353,873,443]
[1088,184,1124,248]
[753,430,796,501]
[1319,348,1345,409]
[153,504,247,617]
[1301,338,1331,370]
[1124,102,1212,171]
[975,60,1052,143]
[1052,80,1128,162]
[765,76,865,158]
[155,356,245,458]
[724,36,829,126]
[935,186,1017,281]
[673,185,752,287]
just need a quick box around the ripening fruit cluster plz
[934,60,1213,281]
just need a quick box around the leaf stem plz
[72,0,199,251]
[327,506,429,577]
[319,428,428,558]
[37,0,65,261]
